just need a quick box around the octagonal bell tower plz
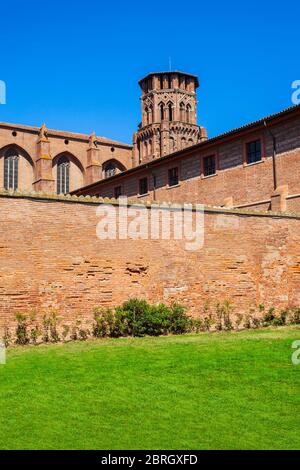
[132,71,207,165]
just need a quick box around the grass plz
[0,326,299,450]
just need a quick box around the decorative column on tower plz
[86,132,102,185]
[33,124,55,192]
[132,71,207,165]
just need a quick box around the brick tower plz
[132,71,207,165]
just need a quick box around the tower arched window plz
[149,139,152,156]
[57,156,70,194]
[4,149,19,190]
[104,162,116,178]
[160,103,164,121]
[186,104,191,123]
[145,107,149,125]
[179,102,185,122]
[168,103,173,121]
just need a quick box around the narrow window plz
[168,103,173,121]
[179,102,185,121]
[168,167,179,186]
[168,74,172,89]
[57,156,70,194]
[203,155,216,177]
[149,139,152,156]
[160,103,164,121]
[160,75,164,89]
[114,186,122,198]
[139,177,148,195]
[246,140,262,164]
[186,104,191,123]
[4,150,19,190]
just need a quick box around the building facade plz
[1,70,300,213]
[0,122,133,194]
[74,104,300,213]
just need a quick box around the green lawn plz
[0,327,299,450]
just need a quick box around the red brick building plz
[72,72,300,214]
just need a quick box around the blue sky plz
[0,0,299,144]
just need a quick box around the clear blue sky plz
[1,0,299,144]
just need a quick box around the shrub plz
[61,325,70,342]
[168,303,190,334]
[15,313,29,345]
[263,307,276,326]
[93,307,115,337]
[42,314,51,343]
[3,325,11,347]
[30,325,41,345]
[49,311,60,342]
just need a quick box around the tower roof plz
[139,71,199,88]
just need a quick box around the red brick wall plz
[1,193,300,333]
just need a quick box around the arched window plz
[4,149,19,190]
[168,103,173,121]
[104,162,116,178]
[170,137,175,152]
[181,137,187,149]
[160,103,164,121]
[186,104,191,123]
[179,102,185,122]
[145,106,149,125]
[149,139,152,156]
[57,156,70,194]
[168,75,172,89]
[149,105,153,124]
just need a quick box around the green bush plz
[93,307,115,337]
[15,313,29,345]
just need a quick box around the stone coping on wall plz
[1,189,300,219]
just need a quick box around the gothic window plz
[170,137,175,152]
[104,162,117,178]
[4,149,19,190]
[186,104,191,123]
[57,156,70,194]
[160,103,164,121]
[145,107,149,125]
[168,167,179,186]
[203,155,216,176]
[160,75,164,89]
[168,103,173,121]
[149,139,152,156]
[246,140,262,164]
[168,75,172,89]
[179,102,185,122]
